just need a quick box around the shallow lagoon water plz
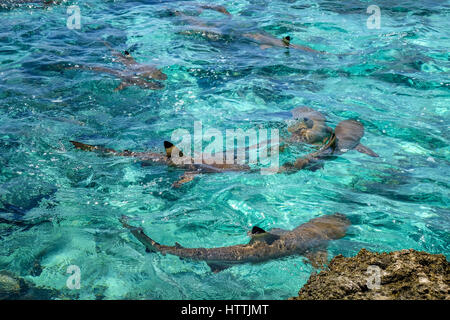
[0,0,449,299]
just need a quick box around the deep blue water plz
[0,0,449,299]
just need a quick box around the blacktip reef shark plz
[170,4,323,54]
[69,140,251,188]
[244,106,333,155]
[120,212,351,272]
[66,41,167,91]
[242,34,323,53]
[281,119,379,171]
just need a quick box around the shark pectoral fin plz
[355,143,379,157]
[307,161,324,172]
[304,250,328,269]
[114,80,131,91]
[293,157,311,170]
[172,172,198,188]
[207,262,230,273]
[260,45,272,50]
[140,81,165,90]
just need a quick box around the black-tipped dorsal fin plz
[175,242,183,249]
[249,227,280,245]
[251,226,266,234]
[164,141,183,158]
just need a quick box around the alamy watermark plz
[169,121,279,174]
[366,265,381,290]
[66,265,81,289]
[366,5,381,29]
[67,5,81,30]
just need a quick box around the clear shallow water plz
[0,0,449,299]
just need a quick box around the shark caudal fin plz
[355,143,379,157]
[70,140,118,155]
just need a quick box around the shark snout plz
[154,70,168,80]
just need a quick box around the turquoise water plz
[0,0,449,299]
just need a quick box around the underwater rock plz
[0,271,21,299]
[0,270,69,300]
[290,249,449,300]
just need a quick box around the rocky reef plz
[291,249,449,300]
[0,270,74,300]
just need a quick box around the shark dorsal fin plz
[249,226,280,245]
[164,141,184,158]
[251,226,266,234]
[175,242,183,249]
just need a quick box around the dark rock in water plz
[0,270,65,300]
[290,249,449,300]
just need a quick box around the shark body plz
[120,213,351,272]
[283,119,379,171]
[67,42,167,91]
[69,140,250,187]
[242,33,322,53]
[170,5,321,53]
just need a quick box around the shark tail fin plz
[69,140,118,155]
[163,141,184,158]
[355,143,379,157]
